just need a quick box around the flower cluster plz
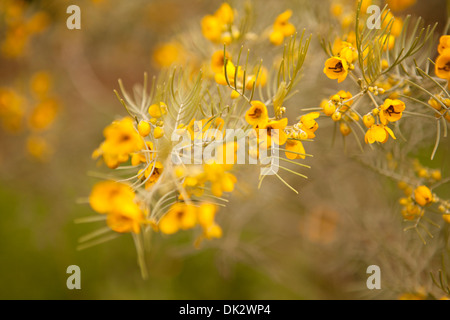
[81,1,450,297]
[435,36,450,90]
[0,0,50,58]
[84,3,315,277]
[201,3,239,45]
[0,71,60,161]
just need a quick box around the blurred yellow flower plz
[203,163,237,197]
[89,180,135,214]
[26,135,51,161]
[270,10,296,46]
[93,117,144,169]
[159,203,197,235]
[414,185,433,207]
[386,0,416,12]
[153,42,184,68]
[107,200,145,234]
[28,99,59,131]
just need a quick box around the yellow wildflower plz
[89,180,135,214]
[299,112,319,138]
[138,120,151,137]
[26,135,51,161]
[28,98,59,131]
[438,35,450,55]
[414,185,433,206]
[435,49,450,80]
[211,50,232,74]
[363,114,375,128]
[379,99,405,125]
[30,71,52,99]
[324,56,349,83]
[257,118,288,147]
[148,102,167,118]
[386,0,416,12]
[270,10,296,46]
[158,203,197,235]
[339,122,351,136]
[107,200,145,234]
[153,126,164,139]
[245,100,268,127]
[364,124,396,144]
[203,163,237,197]
[201,15,222,42]
[285,138,306,160]
[153,42,183,68]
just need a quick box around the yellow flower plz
[381,11,403,37]
[379,34,395,51]
[26,135,51,161]
[333,41,357,64]
[188,117,225,140]
[201,3,234,43]
[30,71,52,99]
[139,161,164,189]
[197,203,218,230]
[363,114,375,128]
[257,118,288,147]
[428,97,442,111]
[89,180,135,214]
[270,10,296,46]
[339,122,351,136]
[245,100,268,126]
[107,200,145,234]
[435,49,450,80]
[28,98,59,131]
[25,11,50,34]
[211,50,232,74]
[364,124,396,144]
[102,117,143,155]
[438,35,450,55]
[214,3,234,25]
[414,185,433,206]
[153,42,183,68]
[379,99,405,125]
[386,0,416,12]
[330,4,343,17]
[245,67,268,90]
[321,100,336,116]
[153,126,164,139]
[148,102,167,118]
[443,214,450,224]
[323,56,349,83]
[94,117,144,168]
[299,112,320,138]
[138,120,151,137]
[158,203,197,235]
[203,163,237,197]
[285,138,306,160]
[201,15,222,42]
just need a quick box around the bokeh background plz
[0,0,448,299]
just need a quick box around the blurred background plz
[0,0,448,299]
